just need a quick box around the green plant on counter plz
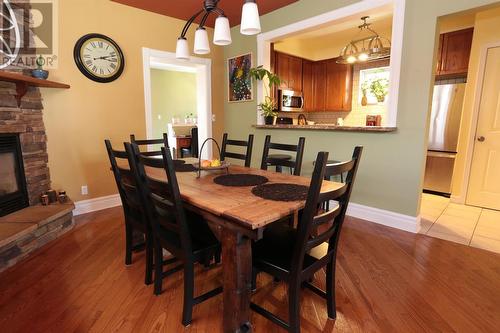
[369,78,389,103]
[249,66,282,118]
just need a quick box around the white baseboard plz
[73,194,122,216]
[73,194,420,233]
[347,202,421,233]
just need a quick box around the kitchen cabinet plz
[302,60,314,111]
[325,59,353,111]
[274,52,303,91]
[312,61,327,111]
[437,28,473,77]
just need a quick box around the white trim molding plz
[73,194,122,216]
[256,0,406,126]
[347,202,421,233]
[73,194,420,233]
[142,48,213,158]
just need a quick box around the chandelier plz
[337,16,391,64]
[176,0,261,60]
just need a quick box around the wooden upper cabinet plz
[325,59,353,112]
[274,51,303,91]
[437,28,473,77]
[312,61,327,112]
[302,60,314,112]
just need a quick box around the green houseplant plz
[249,66,282,125]
[369,78,389,103]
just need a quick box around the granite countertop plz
[253,124,397,132]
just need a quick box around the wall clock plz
[74,33,125,83]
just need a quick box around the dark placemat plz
[173,160,186,165]
[175,163,196,172]
[251,183,309,202]
[213,174,269,187]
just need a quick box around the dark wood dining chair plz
[181,127,199,158]
[126,142,222,326]
[220,133,254,167]
[130,133,169,157]
[260,135,306,176]
[251,146,363,333]
[105,140,153,285]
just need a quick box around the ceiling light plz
[213,15,232,45]
[175,0,262,59]
[338,16,391,64]
[194,27,210,54]
[241,0,261,35]
[176,38,190,60]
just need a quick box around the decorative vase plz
[377,96,386,104]
[264,116,274,125]
[32,69,49,80]
[361,95,368,106]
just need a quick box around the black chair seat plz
[253,223,321,281]
[156,211,219,259]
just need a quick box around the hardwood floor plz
[1,207,499,332]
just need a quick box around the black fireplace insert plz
[0,134,29,216]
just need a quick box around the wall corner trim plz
[347,202,421,233]
[73,194,122,216]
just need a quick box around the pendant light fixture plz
[338,16,391,64]
[176,0,262,60]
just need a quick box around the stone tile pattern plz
[0,204,75,273]
[0,1,50,205]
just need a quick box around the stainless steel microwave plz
[280,90,304,112]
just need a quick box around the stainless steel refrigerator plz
[423,82,466,196]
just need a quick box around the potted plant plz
[369,78,389,104]
[361,82,369,106]
[249,66,282,125]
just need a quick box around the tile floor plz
[419,193,500,254]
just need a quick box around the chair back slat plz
[260,135,306,176]
[130,133,169,157]
[291,146,363,278]
[126,143,193,259]
[220,133,254,167]
[105,140,146,227]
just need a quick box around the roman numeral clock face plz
[74,34,125,83]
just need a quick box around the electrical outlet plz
[212,114,216,122]
[81,185,88,195]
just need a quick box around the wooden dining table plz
[146,161,343,333]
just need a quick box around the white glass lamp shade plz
[240,1,261,35]
[214,16,232,45]
[194,27,210,54]
[176,38,190,60]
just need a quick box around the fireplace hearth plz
[0,134,29,216]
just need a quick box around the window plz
[359,66,390,105]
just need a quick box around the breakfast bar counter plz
[253,124,398,132]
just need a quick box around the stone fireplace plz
[0,133,29,216]
[0,82,75,272]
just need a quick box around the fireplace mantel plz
[0,71,70,107]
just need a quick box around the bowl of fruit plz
[194,138,230,178]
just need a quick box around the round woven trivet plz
[175,164,197,172]
[213,174,269,187]
[251,183,309,202]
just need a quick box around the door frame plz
[142,47,213,158]
[460,41,500,204]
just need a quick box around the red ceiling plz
[111,0,298,28]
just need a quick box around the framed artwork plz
[227,53,253,102]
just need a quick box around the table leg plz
[221,228,253,333]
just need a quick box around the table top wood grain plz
[146,161,342,230]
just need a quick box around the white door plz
[467,46,500,210]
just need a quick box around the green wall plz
[224,0,500,217]
[151,69,197,138]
